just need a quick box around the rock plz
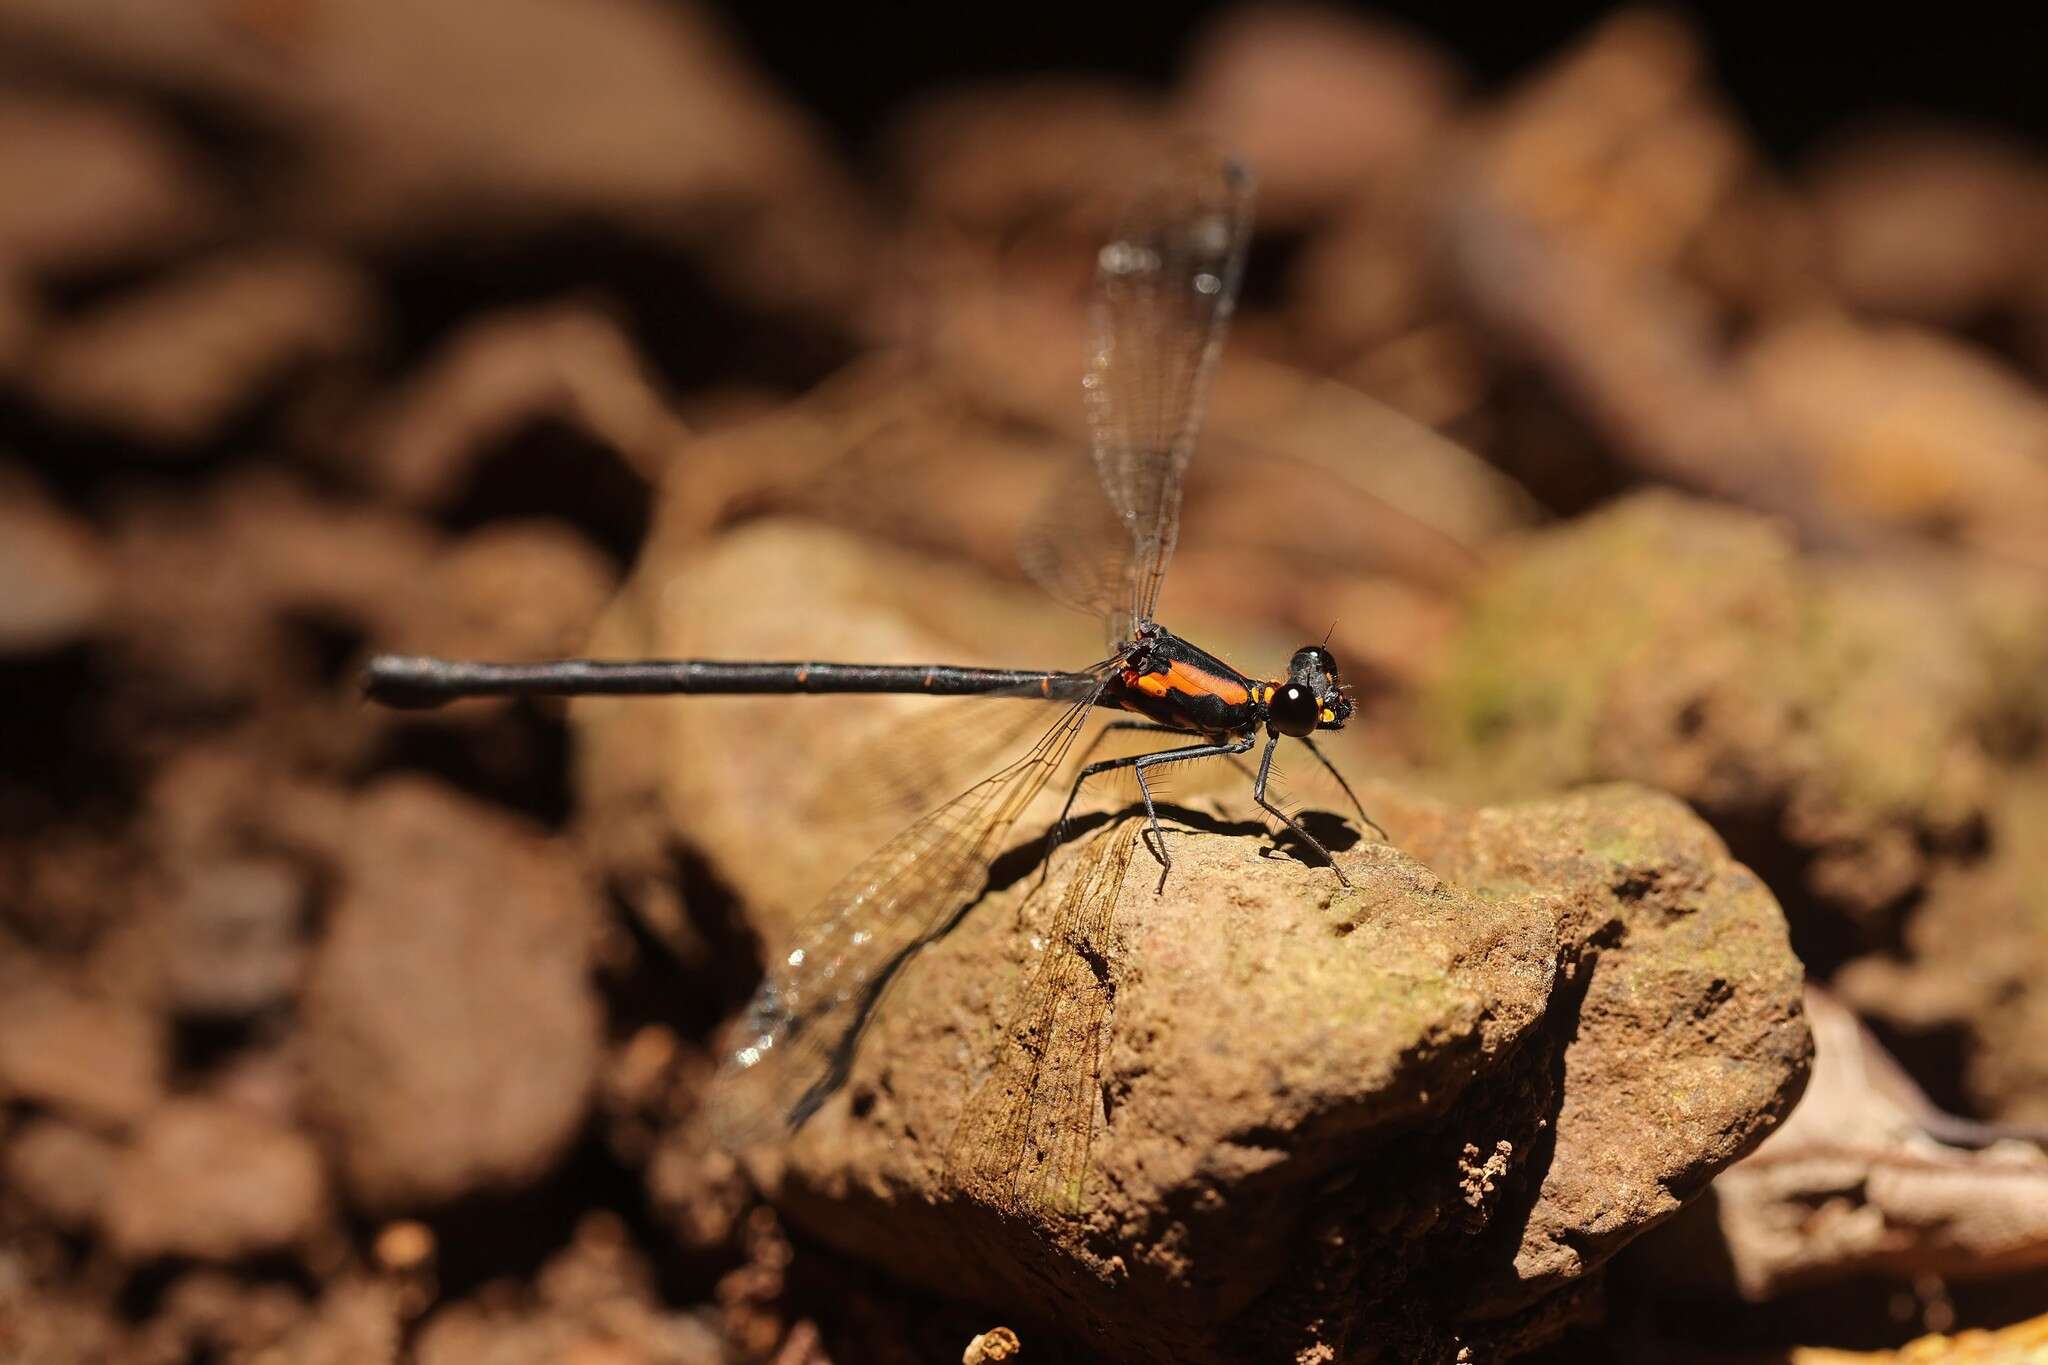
[302,778,603,1208]
[1806,126,2048,326]
[415,1214,722,1365]
[887,81,1172,239]
[1739,318,2048,568]
[0,467,113,652]
[29,249,376,448]
[0,974,163,1127]
[358,303,687,506]
[1435,12,1836,529]
[107,470,439,711]
[1835,774,2048,1125]
[144,1271,314,1363]
[0,1278,120,1363]
[151,853,309,1016]
[0,92,216,276]
[1398,787,1813,1309]
[1423,490,2048,933]
[1178,4,1462,224]
[258,1279,405,1365]
[578,507,1805,1356]
[0,0,877,316]
[101,1098,327,1260]
[4,1116,118,1230]
[1438,14,2048,570]
[735,781,1803,1362]
[1788,1313,2048,1364]
[408,522,619,665]
[1629,988,2048,1301]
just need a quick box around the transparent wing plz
[1087,149,1254,638]
[709,669,1112,1146]
[823,688,1091,829]
[946,817,1139,1218]
[1016,453,1134,649]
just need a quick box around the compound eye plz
[1270,683,1319,737]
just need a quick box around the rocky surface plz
[740,781,1805,1363]
[577,518,1809,1362]
[1423,490,2048,1124]
[1631,988,2048,1301]
[101,1098,328,1261]
[301,779,605,1208]
[0,5,2037,1361]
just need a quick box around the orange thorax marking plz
[1131,660,1250,705]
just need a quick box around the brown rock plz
[0,467,113,652]
[413,523,619,664]
[1402,788,1813,1310]
[258,1279,405,1365]
[0,974,163,1127]
[151,852,309,1017]
[1178,4,1462,224]
[302,779,603,1208]
[1423,491,2048,930]
[1836,774,2048,1124]
[358,303,687,506]
[4,1116,118,1230]
[0,1279,119,1363]
[1807,126,2048,325]
[727,780,1802,1363]
[415,1214,722,1365]
[1739,318,2048,568]
[1632,988,2048,1301]
[581,510,1804,1358]
[1437,13,1846,532]
[107,470,439,710]
[142,1270,313,1361]
[888,82,1172,239]
[102,1098,327,1261]
[0,0,875,316]
[0,92,216,276]
[646,1105,752,1256]
[29,249,375,448]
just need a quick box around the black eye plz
[1270,683,1319,737]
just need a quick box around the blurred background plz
[0,3,2042,1362]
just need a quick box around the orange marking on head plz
[1165,661,1249,705]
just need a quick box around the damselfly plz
[365,150,1383,1143]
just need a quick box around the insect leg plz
[1125,736,1258,890]
[1253,734,1352,887]
[1299,736,1387,841]
[1034,723,1192,889]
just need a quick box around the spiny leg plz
[1035,722,1258,889]
[1048,735,1255,890]
[1056,723,1191,837]
[1252,733,1352,888]
[1299,736,1387,841]
[1128,736,1256,890]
